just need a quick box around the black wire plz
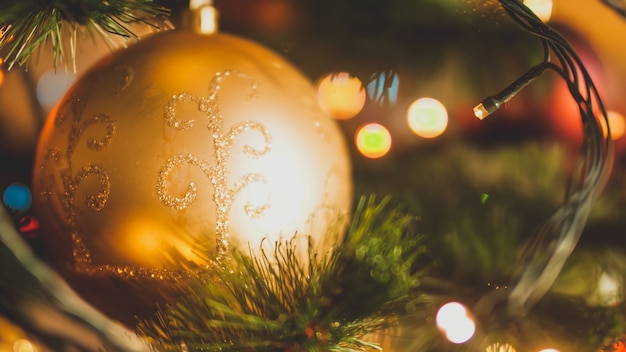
[476,0,614,319]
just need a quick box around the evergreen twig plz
[0,0,169,70]
[138,196,431,351]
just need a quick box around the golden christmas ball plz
[32,28,352,323]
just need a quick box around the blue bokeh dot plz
[3,183,32,213]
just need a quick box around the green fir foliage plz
[137,196,430,352]
[0,0,168,69]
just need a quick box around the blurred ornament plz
[316,72,366,120]
[366,71,399,107]
[548,28,604,143]
[32,9,352,324]
[406,97,448,138]
[355,123,392,158]
[3,182,32,214]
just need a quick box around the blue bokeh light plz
[3,183,32,213]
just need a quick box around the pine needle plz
[138,196,432,351]
[0,0,169,70]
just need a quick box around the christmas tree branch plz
[0,0,169,70]
[138,196,432,351]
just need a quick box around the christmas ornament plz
[138,196,429,352]
[31,3,352,323]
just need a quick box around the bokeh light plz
[436,302,476,344]
[595,270,623,306]
[13,339,37,352]
[367,71,400,106]
[407,97,448,138]
[36,69,76,109]
[316,72,366,120]
[604,111,626,140]
[538,349,559,352]
[523,0,553,22]
[0,58,4,86]
[486,343,517,352]
[18,215,40,239]
[355,123,392,158]
[3,183,32,214]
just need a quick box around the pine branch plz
[0,0,169,70]
[138,196,432,352]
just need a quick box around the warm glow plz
[596,270,623,306]
[407,97,448,138]
[13,339,36,352]
[436,302,476,344]
[355,123,392,158]
[603,111,626,140]
[486,343,517,352]
[0,58,4,86]
[36,69,76,109]
[538,349,560,352]
[317,72,366,120]
[523,0,553,22]
[121,218,170,266]
[32,30,353,281]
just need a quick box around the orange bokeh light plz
[317,72,366,120]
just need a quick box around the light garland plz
[473,0,613,321]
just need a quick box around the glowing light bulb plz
[355,123,392,158]
[538,349,559,352]
[436,302,476,344]
[407,97,448,138]
[316,72,366,120]
[523,0,553,22]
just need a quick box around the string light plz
[407,97,448,138]
[474,0,613,322]
[435,302,476,344]
[355,123,392,158]
[317,72,366,120]
[473,63,545,120]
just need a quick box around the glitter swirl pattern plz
[157,70,272,261]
